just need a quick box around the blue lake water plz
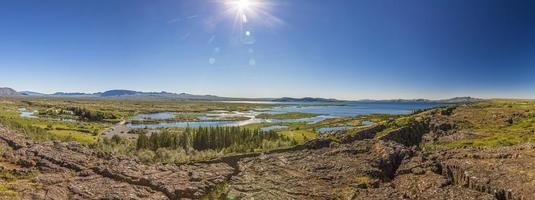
[362,120,375,126]
[126,116,328,129]
[18,108,77,122]
[18,108,37,118]
[133,112,177,120]
[267,102,442,117]
[126,101,443,129]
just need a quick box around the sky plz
[0,0,534,100]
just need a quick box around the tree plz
[137,133,149,150]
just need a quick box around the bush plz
[137,149,155,163]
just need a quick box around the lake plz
[126,101,443,129]
[267,101,442,117]
[18,108,38,118]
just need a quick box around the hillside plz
[0,87,19,96]
[0,100,534,199]
[19,91,46,96]
[44,89,234,100]
[100,90,139,97]
[356,97,482,103]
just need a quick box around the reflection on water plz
[19,108,77,122]
[18,108,38,118]
[268,102,441,117]
[362,120,374,126]
[127,102,441,129]
[134,112,177,120]
[126,116,326,129]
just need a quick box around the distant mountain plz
[0,87,19,96]
[0,87,485,103]
[100,90,139,97]
[19,91,46,96]
[355,97,482,103]
[94,90,238,101]
[357,99,429,103]
[53,92,93,96]
[439,97,482,103]
[272,97,341,102]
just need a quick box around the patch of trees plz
[67,107,118,121]
[135,126,297,152]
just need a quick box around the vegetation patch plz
[96,126,298,163]
[374,116,417,138]
[278,130,316,143]
[422,100,535,149]
[0,184,18,198]
[48,130,97,144]
[0,102,107,144]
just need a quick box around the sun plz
[221,0,282,45]
[236,0,252,11]
[226,0,259,13]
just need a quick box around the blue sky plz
[0,0,534,100]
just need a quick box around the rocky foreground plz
[1,105,535,199]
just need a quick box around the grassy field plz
[0,97,280,144]
[0,102,107,144]
[416,100,535,149]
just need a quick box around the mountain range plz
[0,87,481,103]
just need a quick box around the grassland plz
[0,97,279,144]
[418,100,535,149]
[0,103,106,144]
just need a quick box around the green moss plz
[0,184,18,198]
[353,175,371,184]
[47,130,97,144]
[279,130,317,143]
[441,133,535,148]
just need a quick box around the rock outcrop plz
[0,126,234,199]
[223,107,535,199]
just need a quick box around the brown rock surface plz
[0,126,234,199]
[224,139,498,200]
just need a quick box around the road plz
[100,120,136,139]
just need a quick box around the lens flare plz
[237,0,252,11]
[220,0,282,66]
[223,0,281,29]
[226,0,260,14]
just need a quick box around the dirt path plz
[99,120,134,139]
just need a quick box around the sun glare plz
[224,0,281,26]
[237,0,252,11]
[221,0,282,56]
[226,0,260,14]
